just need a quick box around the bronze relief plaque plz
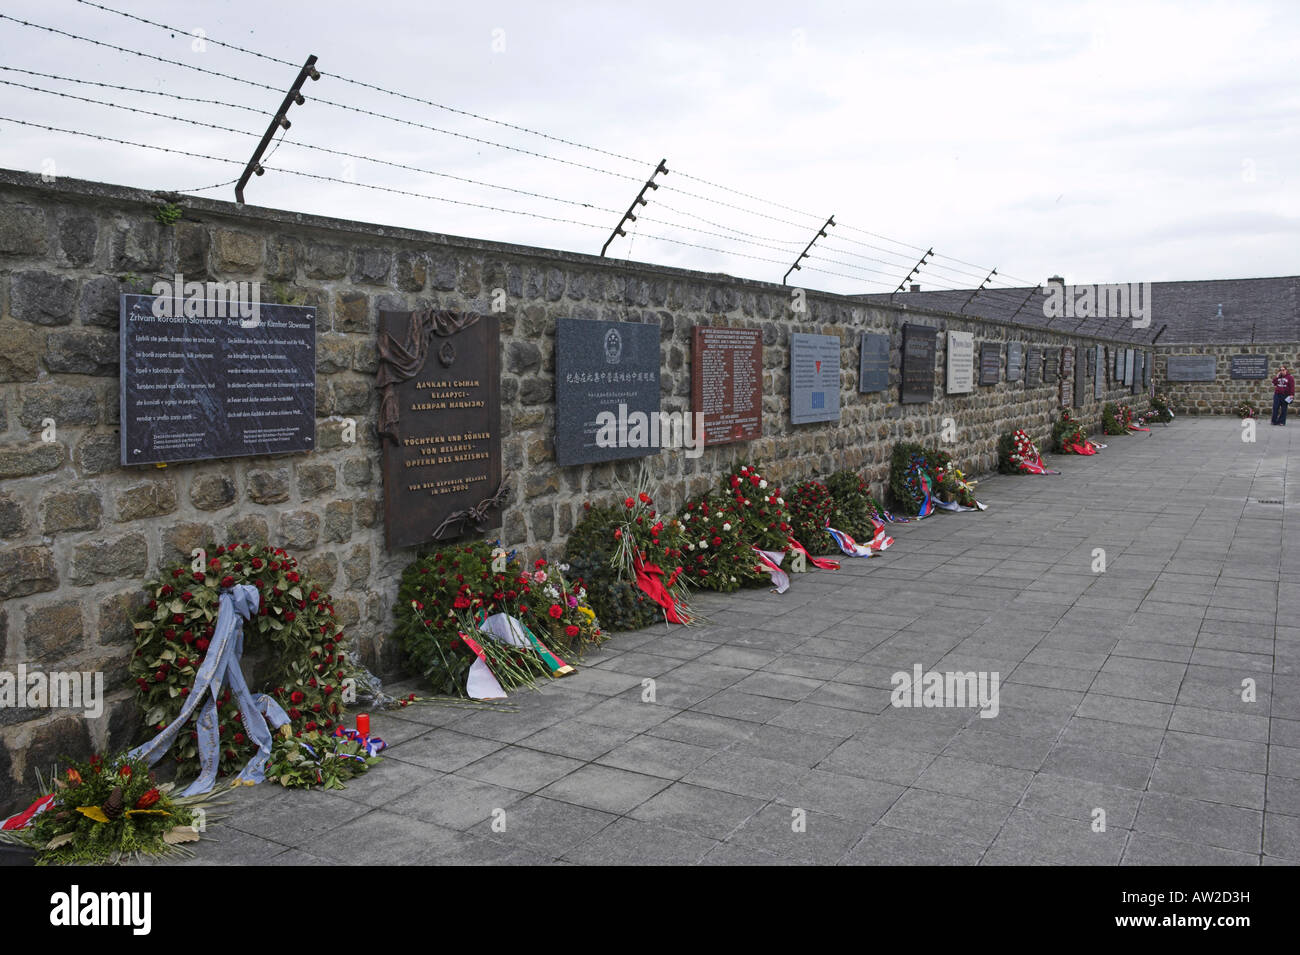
[377,309,502,550]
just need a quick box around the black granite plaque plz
[1230,355,1269,379]
[979,342,1001,385]
[901,324,937,404]
[692,326,762,446]
[858,331,890,393]
[1114,347,1122,382]
[1026,346,1042,386]
[1131,351,1144,394]
[1143,350,1152,388]
[119,293,315,465]
[556,317,661,465]
[1006,342,1024,382]
[1094,345,1104,399]
[1074,346,1088,407]
[377,309,501,550]
[1123,349,1135,385]
[1043,348,1059,384]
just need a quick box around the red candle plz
[355,714,370,737]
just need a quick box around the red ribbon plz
[786,537,840,570]
[1064,440,1098,455]
[632,552,689,624]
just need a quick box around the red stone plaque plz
[691,326,762,447]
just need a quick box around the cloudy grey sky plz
[1,0,1296,295]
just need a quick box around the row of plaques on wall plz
[115,297,1161,553]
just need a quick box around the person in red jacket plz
[1272,364,1295,425]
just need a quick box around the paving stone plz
[627,781,766,840]
[878,789,1012,848]
[988,808,1127,865]
[538,764,671,814]
[1134,792,1263,854]
[1149,759,1266,809]
[839,824,987,865]
[562,817,719,865]
[1121,832,1260,866]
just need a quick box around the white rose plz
[759,479,768,489]
[722,522,731,531]
[699,541,708,549]
[686,543,695,550]
[777,497,784,505]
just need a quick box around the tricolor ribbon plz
[752,548,790,594]
[907,465,936,518]
[632,552,690,624]
[333,726,387,757]
[1,794,55,831]
[460,633,507,700]
[477,612,574,676]
[826,520,893,556]
[128,584,290,796]
[785,537,840,570]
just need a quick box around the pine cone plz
[102,786,124,821]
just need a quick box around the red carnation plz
[220,575,235,589]
[548,604,564,619]
[565,624,580,638]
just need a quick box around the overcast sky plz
[1,0,1296,295]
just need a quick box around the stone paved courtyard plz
[166,417,1298,865]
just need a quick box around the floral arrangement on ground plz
[889,442,952,514]
[129,543,373,789]
[0,753,208,865]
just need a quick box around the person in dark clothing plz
[1272,365,1295,425]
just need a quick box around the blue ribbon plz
[129,584,290,796]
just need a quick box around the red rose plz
[251,558,263,570]
[134,788,160,809]
[285,612,296,622]
[220,575,235,589]
[565,625,580,638]
[291,691,305,704]
[118,765,132,778]
[548,604,563,619]
[154,670,166,682]
[287,571,299,583]
[196,638,210,651]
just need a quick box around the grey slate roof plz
[856,275,1299,345]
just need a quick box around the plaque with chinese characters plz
[555,317,661,466]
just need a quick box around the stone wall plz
[0,169,1147,811]
[1153,343,1300,416]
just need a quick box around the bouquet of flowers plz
[394,541,556,695]
[1145,393,1174,423]
[1101,402,1127,436]
[266,730,383,791]
[825,470,882,538]
[786,480,836,555]
[932,465,981,508]
[721,464,791,553]
[1234,400,1258,420]
[1054,409,1095,453]
[680,493,765,592]
[607,472,695,623]
[566,502,679,632]
[998,429,1053,474]
[528,558,606,654]
[0,753,209,865]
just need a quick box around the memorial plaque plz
[901,324,937,404]
[979,342,1001,385]
[1007,342,1024,382]
[1026,346,1042,386]
[691,326,762,447]
[1230,355,1268,380]
[1043,348,1059,384]
[120,293,315,466]
[858,331,890,393]
[1123,349,1135,385]
[377,309,501,550]
[947,331,975,394]
[1114,347,1123,382]
[791,333,841,424]
[1074,346,1088,407]
[1165,355,1215,381]
[555,317,661,466]
[1060,347,1074,408]
[1131,351,1144,394]
[1143,350,1152,388]
[1094,345,1104,399]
